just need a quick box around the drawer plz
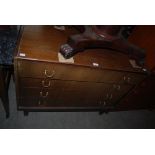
[19,97,102,108]
[19,94,101,108]
[20,78,58,89]
[19,78,113,92]
[20,80,113,100]
[20,87,58,98]
[19,81,114,107]
[17,59,125,83]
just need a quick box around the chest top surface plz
[16,26,145,73]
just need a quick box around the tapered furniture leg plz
[24,111,29,116]
[1,93,10,118]
[0,67,11,118]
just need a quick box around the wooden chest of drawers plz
[14,26,147,115]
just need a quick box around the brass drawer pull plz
[113,84,120,90]
[42,80,51,87]
[38,100,41,105]
[106,93,109,99]
[38,99,47,105]
[109,94,113,99]
[44,69,55,78]
[127,77,131,83]
[40,91,48,98]
[123,76,131,83]
[113,84,116,89]
[123,76,126,81]
[103,101,106,106]
[117,85,121,90]
[99,101,106,106]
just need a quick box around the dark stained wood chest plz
[14,26,148,115]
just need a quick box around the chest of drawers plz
[14,26,147,115]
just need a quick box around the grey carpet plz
[0,77,155,129]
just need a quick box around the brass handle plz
[113,84,116,89]
[106,93,113,100]
[38,100,41,105]
[127,77,131,83]
[109,94,113,100]
[103,101,106,106]
[124,76,131,83]
[38,99,47,105]
[99,101,106,106]
[44,69,55,78]
[40,91,48,98]
[106,93,109,99]
[117,85,121,90]
[123,76,126,81]
[42,80,51,87]
[113,84,120,90]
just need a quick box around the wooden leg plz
[99,111,104,115]
[1,91,10,118]
[99,110,109,115]
[12,69,15,83]
[24,111,29,116]
[0,67,11,118]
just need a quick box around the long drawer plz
[19,80,111,99]
[17,59,146,85]
[17,59,126,83]
[18,81,111,107]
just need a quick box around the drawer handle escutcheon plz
[106,93,109,99]
[117,85,121,90]
[99,101,106,106]
[42,80,51,87]
[103,101,106,106]
[123,76,126,81]
[127,77,131,83]
[38,100,41,105]
[44,69,55,78]
[109,94,113,99]
[40,91,49,98]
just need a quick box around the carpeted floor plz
[0,77,155,129]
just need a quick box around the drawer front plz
[17,59,125,83]
[19,97,102,109]
[19,91,102,108]
[20,78,59,89]
[18,81,115,107]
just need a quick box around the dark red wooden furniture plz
[14,26,149,116]
[60,26,145,66]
